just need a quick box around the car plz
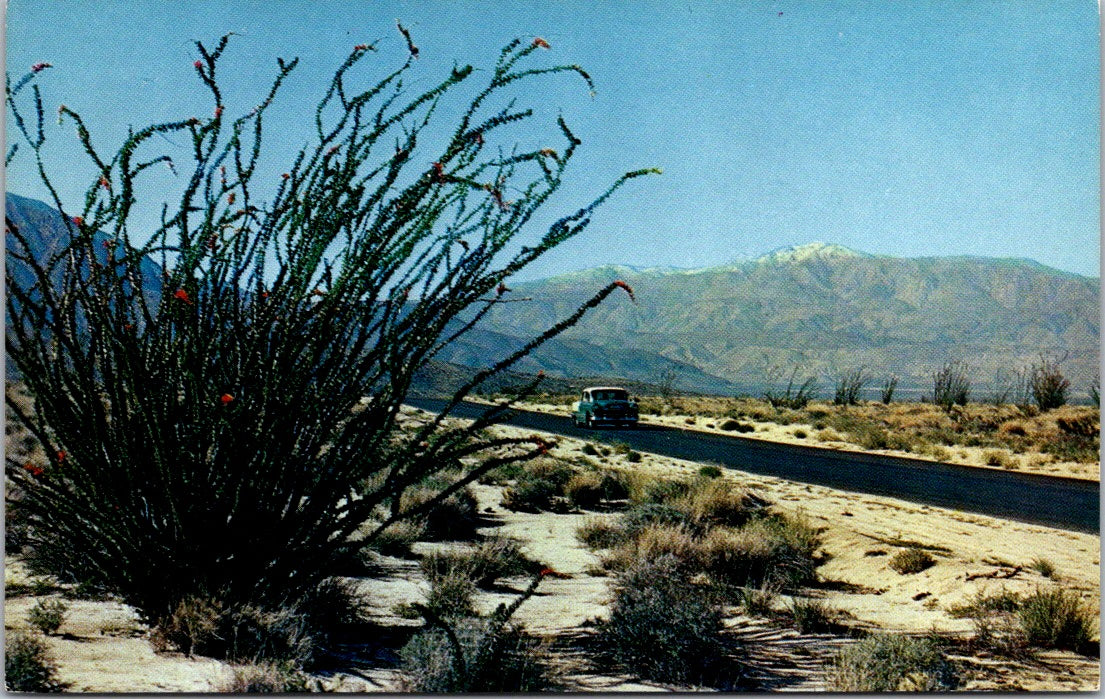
[572,386,639,428]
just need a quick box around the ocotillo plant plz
[6,30,655,648]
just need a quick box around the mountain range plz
[6,193,1099,399]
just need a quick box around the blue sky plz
[6,0,1101,278]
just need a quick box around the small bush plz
[602,523,702,573]
[27,598,68,635]
[368,519,427,558]
[219,662,312,693]
[597,554,728,685]
[581,443,600,456]
[932,361,971,409]
[1018,588,1095,652]
[672,477,759,530]
[564,471,605,509]
[1029,557,1056,578]
[698,465,723,479]
[889,548,935,574]
[793,429,807,439]
[789,597,835,633]
[719,419,754,433]
[402,573,557,692]
[5,632,62,692]
[699,515,819,591]
[635,477,692,505]
[1043,432,1099,463]
[833,368,867,406]
[881,377,898,404]
[983,450,1013,468]
[625,450,643,463]
[740,584,778,616]
[501,459,577,513]
[577,518,630,550]
[425,567,478,620]
[405,486,481,541]
[826,633,958,691]
[400,616,555,692]
[422,536,535,589]
[1030,357,1070,411]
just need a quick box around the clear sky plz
[5,0,1101,279]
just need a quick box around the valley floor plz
[4,411,1099,691]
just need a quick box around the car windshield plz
[593,390,627,401]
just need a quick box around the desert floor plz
[4,408,1099,691]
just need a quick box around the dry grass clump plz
[27,598,68,636]
[826,633,958,691]
[888,548,935,574]
[671,476,762,529]
[219,662,312,692]
[5,631,64,692]
[421,536,537,590]
[501,458,577,512]
[1018,588,1097,653]
[982,449,1015,468]
[789,596,837,633]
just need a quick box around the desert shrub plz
[581,443,600,456]
[948,589,1026,653]
[833,368,867,406]
[740,584,778,616]
[1017,588,1095,652]
[27,598,68,636]
[932,361,971,409]
[425,568,479,620]
[826,633,958,691]
[672,477,759,530]
[881,376,898,404]
[1029,557,1056,578]
[1042,432,1099,463]
[764,368,817,410]
[634,477,692,505]
[999,420,1028,437]
[889,548,935,574]
[219,662,312,693]
[603,523,702,573]
[1030,357,1071,411]
[5,632,62,692]
[422,536,535,589]
[625,450,643,463]
[564,471,605,509]
[719,419,754,432]
[1056,414,1098,438]
[576,517,630,550]
[983,450,1014,468]
[620,502,691,537]
[598,472,630,501]
[404,486,480,541]
[366,519,427,558]
[501,458,577,512]
[793,429,807,439]
[5,30,653,655]
[789,597,835,633]
[698,465,723,479]
[402,573,556,692]
[699,514,819,591]
[597,555,728,685]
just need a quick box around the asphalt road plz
[407,399,1100,534]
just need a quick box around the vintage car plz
[572,386,639,428]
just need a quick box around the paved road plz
[408,399,1100,534]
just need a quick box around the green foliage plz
[6,29,653,653]
[402,572,557,692]
[833,368,867,406]
[501,458,576,512]
[1017,588,1095,652]
[1030,356,1070,411]
[1029,557,1056,578]
[826,633,958,691]
[5,632,63,692]
[933,361,971,409]
[698,465,723,479]
[597,554,729,686]
[27,598,68,635]
[888,548,935,574]
[789,596,835,633]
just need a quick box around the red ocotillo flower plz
[532,37,550,49]
[431,161,445,182]
[193,60,203,70]
[31,62,52,73]
[23,463,44,477]
[613,280,636,302]
[56,451,67,463]
[173,289,193,305]
[214,105,223,118]
[354,44,369,52]
[219,393,235,405]
[72,216,84,227]
[99,175,110,189]
[496,282,511,296]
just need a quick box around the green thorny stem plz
[5,32,658,621]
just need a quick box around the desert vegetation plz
[5,27,656,687]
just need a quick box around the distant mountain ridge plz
[442,242,1100,398]
[6,194,1098,399]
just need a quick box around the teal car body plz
[572,386,639,428]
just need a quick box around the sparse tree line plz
[758,354,1096,412]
